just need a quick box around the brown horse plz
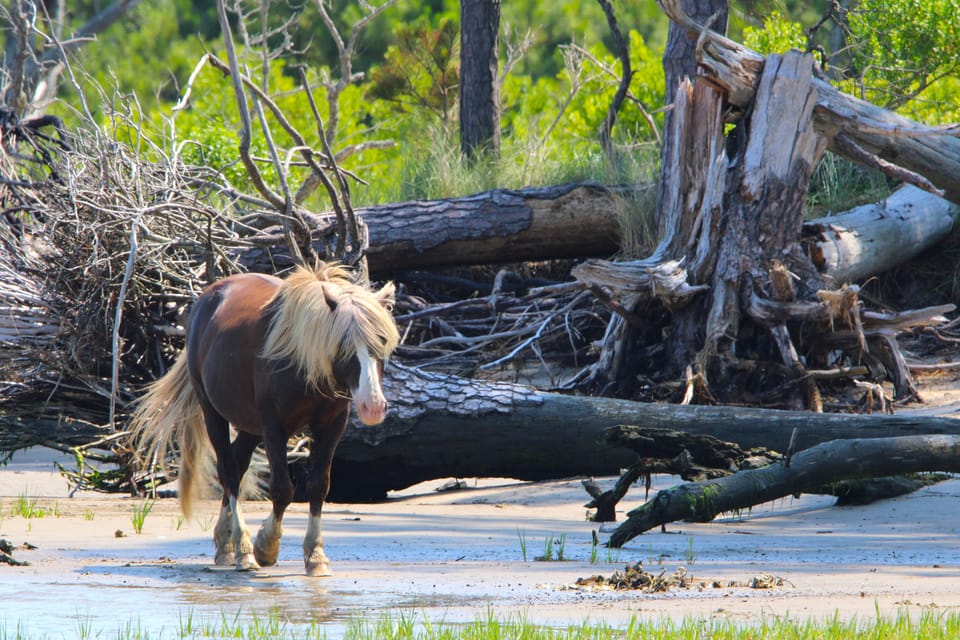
[129,263,399,576]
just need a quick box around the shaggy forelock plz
[259,264,399,391]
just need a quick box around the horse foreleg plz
[303,513,331,577]
[302,411,349,577]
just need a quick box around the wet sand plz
[2,445,959,637]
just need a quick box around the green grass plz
[7,608,960,639]
[536,533,567,561]
[368,119,660,206]
[10,492,48,519]
[805,152,893,219]
[130,499,155,534]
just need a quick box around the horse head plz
[318,273,397,426]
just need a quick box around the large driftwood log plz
[608,434,960,547]
[327,363,960,500]
[658,0,960,205]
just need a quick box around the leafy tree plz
[845,0,960,110]
[739,0,960,120]
[366,16,460,126]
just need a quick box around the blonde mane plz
[260,263,399,392]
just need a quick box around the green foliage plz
[899,77,960,125]
[72,0,211,114]
[499,30,663,182]
[742,10,807,57]
[502,0,669,78]
[739,1,960,120]
[366,16,461,126]
[41,0,959,225]
[131,499,155,534]
[845,0,960,110]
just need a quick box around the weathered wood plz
[608,434,960,547]
[237,182,641,275]
[603,426,781,478]
[329,362,960,500]
[804,185,960,285]
[710,52,825,403]
[584,425,781,522]
[658,0,960,205]
[233,176,958,287]
[575,188,960,303]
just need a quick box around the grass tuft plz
[130,499,155,534]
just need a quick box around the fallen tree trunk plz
[804,185,960,285]
[328,363,960,500]
[237,182,642,275]
[607,434,960,547]
[584,425,942,521]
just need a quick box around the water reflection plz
[0,559,465,638]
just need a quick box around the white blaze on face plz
[352,342,387,425]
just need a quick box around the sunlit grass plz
[10,492,47,519]
[365,121,659,205]
[130,499,155,534]
[6,607,960,639]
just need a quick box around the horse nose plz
[356,396,387,425]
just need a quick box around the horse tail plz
[128,350,208,518]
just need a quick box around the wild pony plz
[129,263,399,576]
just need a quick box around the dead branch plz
[608,434,960,547]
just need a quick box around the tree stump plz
[573,45,950,408]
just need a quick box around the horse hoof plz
[236,553,259,571]
[305,560,333,577]
[215,551,236,566]
[254,547,279,567]
[254,531,281,567]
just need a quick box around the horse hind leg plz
[227,495,257,570]
[204,408,258,570]
[213,501,235,566]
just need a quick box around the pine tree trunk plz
[459,0,501,158]
[326,362,960,500]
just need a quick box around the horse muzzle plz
[355,396,387,425]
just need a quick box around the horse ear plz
[375,281,396,311]
[319,282,340,312]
